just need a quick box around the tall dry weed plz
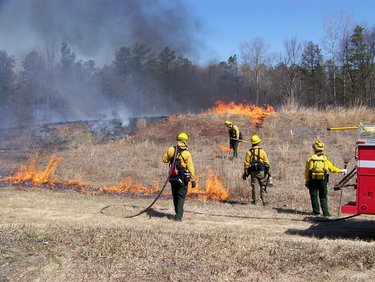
[9,106,374,211]
[135,117,148,130]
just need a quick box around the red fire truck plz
[333,124,375,215]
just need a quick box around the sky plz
[189,0,375,64]
[0,0,374,67]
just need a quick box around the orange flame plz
[1,156,229,202]
[63,175,89,191]
[188,170,229,201]
[1,155,60,186]
[207,100,274,127]
[101,177,160,195]
[0,155,90,190]
[218,143,232,153]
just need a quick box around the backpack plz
[169,146,190,184]
[309,154,328,180]
[247,148,265,173]
[170,146,184,177]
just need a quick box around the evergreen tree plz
[344,25,372,105]
[300,42,326,106]
[0,51,16,104]
[20,50,46,120]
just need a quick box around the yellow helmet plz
[313,139,324,152]
[177,132,189,141]
[251,135,262,145]
[225,120,232,126]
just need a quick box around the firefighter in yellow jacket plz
[242,135,270,205]
[225,120,240,158]
[305,139,347,216]
[163,132,196,221]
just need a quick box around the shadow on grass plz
[225,200,249,205]
[146,208,174,220]
[274,207,313,216]
[286,216,375,241]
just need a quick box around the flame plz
[218,143,232,153]
[188,170,229,201]
[207,100,274,127]
[0,155,90,190]
[1,155,60,186]
[62,174,89,191]
[34,155,60,185]
[102,177,160,195]
[1,156,229,202]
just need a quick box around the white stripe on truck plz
[358,160,375,168]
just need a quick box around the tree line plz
[0,23,374,126]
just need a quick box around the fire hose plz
[100,143,359,221]
[100,144,178,218]
[315,213,361,222]
[315,165,361,222]
[324,126,362,221]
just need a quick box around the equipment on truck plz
[328,124,375,215]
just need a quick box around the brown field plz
[1,107,375,281]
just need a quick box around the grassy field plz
[1,106,375,281]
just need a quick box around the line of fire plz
[1,101,374,217]
[0,101,274,203]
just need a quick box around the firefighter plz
[305,139,347,217]
[225,120,240,158]
[163,132,196,221]
[242,135,271,205]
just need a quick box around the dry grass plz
[1,188,374,281]
[1,224,374,281]
[1,107,375,281]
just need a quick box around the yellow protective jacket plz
[304,153,341,180]
[244,145,269,173]
[228,125,240,140]
[162,140,196,182]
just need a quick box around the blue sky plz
[188,0,375,64]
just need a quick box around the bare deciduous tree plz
[322,12,352,105]
[240,37,270,105]
[276,37,303,107]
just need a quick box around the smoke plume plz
[0,0,205,127]
[0,0,203,65]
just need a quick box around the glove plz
[242,172,248,180]
[340,169,347,174]
[191,181,196,188]
[305,181,310,189]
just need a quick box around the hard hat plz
[177,132,188,141]
[313,139,324,151]
[225,120,232,126]
[251,135,262,145]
